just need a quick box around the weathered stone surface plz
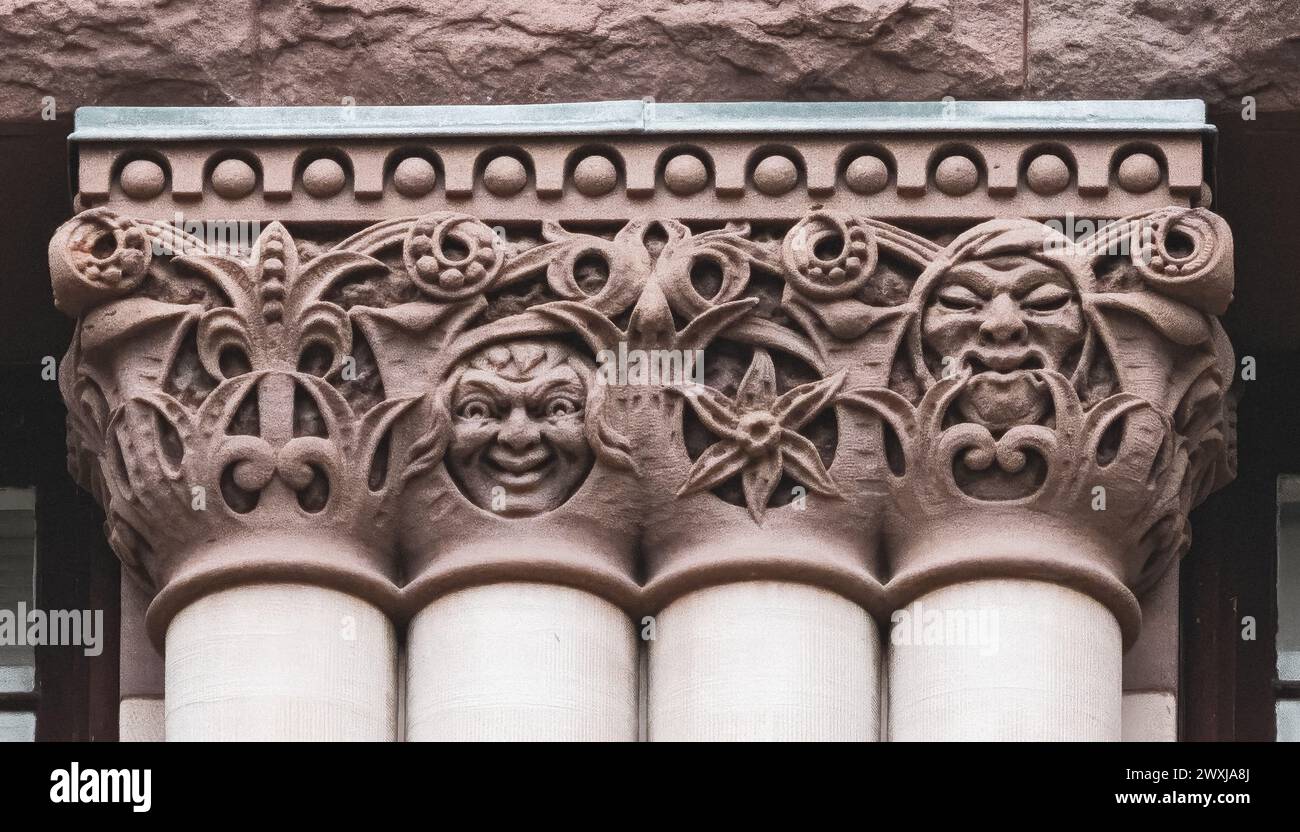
[0,0,259,119]
[6,0,1297,121]
[5,0,1300,122]
[258,0,1025,105]
[1030,0,1300,113]
[0,0,1028,119]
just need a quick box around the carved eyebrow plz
[453,375,514,404]
[1011,267,1074,297]
[523,376,586,403]
[938,267,995,295]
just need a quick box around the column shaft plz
[405,583,638,741]
[165,583,397,741]
[888,578,1121,741]
[649,581,879,741]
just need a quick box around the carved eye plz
[936,285,982,311]
[1021,284,1072,312]
[545,397,581,418]
[457,399,494,420]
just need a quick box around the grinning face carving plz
[445,339,594,517]
[922,255,1085,430]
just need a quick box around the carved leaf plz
[734,349,778,410]
[675,297,759,352]
[772,371,845,431]
[678,385,742,440]
[677,442,747,498]
[741,451,782,522]
[779,429,842,498]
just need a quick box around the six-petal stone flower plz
[676,348,845,521]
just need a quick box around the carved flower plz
[676,348,844,521]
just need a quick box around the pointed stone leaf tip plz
[626,281,676,351]
[735,348,778,410]
[677,442,747,498]
[773,370,845,431]
[532,300,626,354]
[675,297,759,352]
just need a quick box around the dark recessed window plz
[0,487,36,742]
[1276,476,1300,741]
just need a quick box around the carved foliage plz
[53,204,1235,599]
[53,213,441,591]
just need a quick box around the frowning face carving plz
[922,255,1084,430]
[445,339,594,517]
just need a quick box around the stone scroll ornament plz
[51,205,1234,639]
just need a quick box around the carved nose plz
[978,295,1028,345]
[497,408,542,452]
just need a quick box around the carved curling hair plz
[51,204,1235,644]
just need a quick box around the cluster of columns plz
[124,571,1135,741]
[50,104,1231,743]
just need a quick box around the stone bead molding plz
[52,102,1233,647]
[71,101,1213,223]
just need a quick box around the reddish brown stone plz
[0,0,258,119]
[257,0,1026,106]
[2,1,1028,119]
[6,1,1298,121]
[1030,0,1300,113]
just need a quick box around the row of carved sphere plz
[115,147,1168,201]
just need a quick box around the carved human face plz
[446,340,594,518]
[922,256,1084,430]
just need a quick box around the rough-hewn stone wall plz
[1,0,1297,121]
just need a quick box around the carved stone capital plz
[53,103,1236,644]
[52,210,442,640]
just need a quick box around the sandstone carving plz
[676,349,844,522]
[52,195,1235,644]
[443,339,595,518]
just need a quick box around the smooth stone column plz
[888,578,1122,741]
[649,581,879,741]
[1122,692,1177,741]
[405,583,638,741]
[119,698,165,742]
[165,583,397,741]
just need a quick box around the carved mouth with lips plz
[482,444,556,490]
[955,350,1052,431]
[957,369,1050,432]
[963,349,1046,375]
